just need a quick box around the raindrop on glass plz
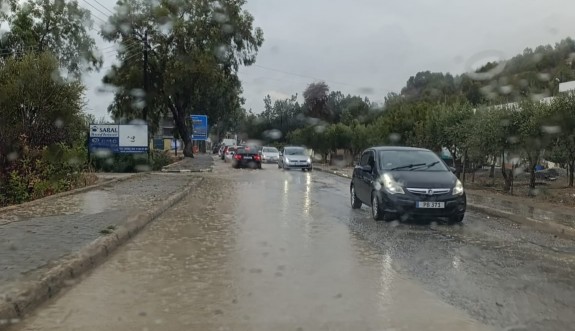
[136,164,152,172]
[389,133,401,143]
[265,129,282,140]
[94,149,113,158]
[542,126,561,134]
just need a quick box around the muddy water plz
[11,164,492,331]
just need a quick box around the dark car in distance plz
[232,146,262,169]
[350,146,466,223]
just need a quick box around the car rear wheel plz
[350,185,362,209]
[371,193,385,221]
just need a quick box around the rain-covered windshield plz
[284,148,306,155]
[379,150,448,172]
[4,0,575,330]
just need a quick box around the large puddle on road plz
[11,168,493,331]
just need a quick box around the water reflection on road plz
[11,163,494,331]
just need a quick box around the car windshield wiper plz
[390,163,426,171]
[405,161,442,171]
[409,161,441,171]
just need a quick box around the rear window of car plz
[238,147,256,154]
[263,147,278,153]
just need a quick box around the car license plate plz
[244,156,252,160]
[416,201,444,208]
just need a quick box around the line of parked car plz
[214,144,313,171]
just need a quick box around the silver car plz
[261,146,280,163]
[278,146,313,171]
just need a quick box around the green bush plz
[0,140,91,207]
[3,171,30,204]
[151,150,173,171]
[90,150,175,173]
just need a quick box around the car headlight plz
[285,158,290,163]
[453,179,464,196]
[382,173,404,195]
[307,157,311,164]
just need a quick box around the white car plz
[278,146,313,171]
[224,146,237,162]
[261,146,280,163]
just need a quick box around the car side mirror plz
[449,167,456,173]
[279,152,283,156]
[362,165,372,172]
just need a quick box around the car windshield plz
[263,147,278,153]
[378,150,448,171]
[284,148,305,155]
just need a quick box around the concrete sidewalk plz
[0,173,201,321]
[162,153,214,173]
[313,164,575,237]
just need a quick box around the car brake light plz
[254,154,261,161]
[234,154,242,160]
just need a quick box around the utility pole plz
[143,29,150,162]
[143,29,149,122]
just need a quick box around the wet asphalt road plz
[10,160,575,331]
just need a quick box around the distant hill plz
[397,38,575,106]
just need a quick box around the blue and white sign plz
[89,124,148,154]
[171,139,182,150]
[190,115,208,141]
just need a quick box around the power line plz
[82,0,110,23]
[100,51,143,71]
[103,42,142,55]
[91,0,115,15]
[251,64,361,89]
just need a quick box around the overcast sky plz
[84,0,575,121]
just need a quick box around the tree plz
[467,107,506,178]
[0,0,102,78]
[349,120,369,162]
[548,93,575,186]
[303,81,330,120]
[102,0,264,157]
[515,99,555,192]
[0,52,86,179]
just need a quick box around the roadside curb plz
[0,172,148,214]
[467,203,575,239]
[315,166,575,238]
[161,157,187,171]
[161,168,212,173]
[314,166,351,179]
[0,176,204,322]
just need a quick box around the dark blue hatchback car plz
[350,146,466,223]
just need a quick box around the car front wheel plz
[449,215,464,223]
[350,185,362,209]
[371,193,385,221]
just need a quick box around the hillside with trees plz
[239,37,575,199]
